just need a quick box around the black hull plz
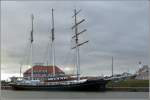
[11,79,108,91]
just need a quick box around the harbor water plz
[1,90,149,100]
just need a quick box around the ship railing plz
[46,79,87,85]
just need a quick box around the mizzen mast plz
[72,9,89,81]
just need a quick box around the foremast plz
[72,9,89,81]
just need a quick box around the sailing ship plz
[10,9,109,91]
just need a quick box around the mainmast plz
[51,8,55,77]
[30,14,34,80]
[72,9,89,81]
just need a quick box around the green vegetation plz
[107,79,149,87]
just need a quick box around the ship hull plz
[10,79,108,91]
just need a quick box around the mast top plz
[71,9,88,49]
[31,14,34,20]
[72,9,81,18]
[51,8,55,42]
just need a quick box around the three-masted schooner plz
[10,9,108,91]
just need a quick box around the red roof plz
[23,65,64,74]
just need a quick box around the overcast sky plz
[1,0,149,80]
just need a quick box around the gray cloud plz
[1,1,149,79]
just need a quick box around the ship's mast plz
[112,56,114,77]
[72,9,89,81]
[30,14,34,80]
[20,62,22,78]
[51,8,55,77]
